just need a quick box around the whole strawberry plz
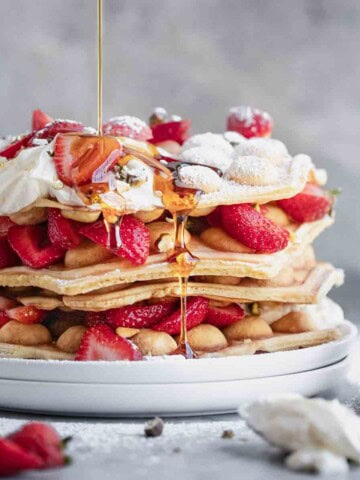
[227,106,273,138]
[277,183,332,223]
[221,204,289,253]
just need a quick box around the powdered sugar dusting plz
[225,156,280,186]
[229,106,272,128]
[103,116,148,135]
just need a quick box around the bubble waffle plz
[0,217,333,295]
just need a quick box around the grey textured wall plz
[0,0,359,273]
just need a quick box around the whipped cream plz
[239,394,360,474]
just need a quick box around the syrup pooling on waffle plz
[0,106,343,360]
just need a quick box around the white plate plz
[0,357,350,417]
[0,321,356,385]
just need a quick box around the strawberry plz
[75,324,143,361]
[221,204,289,253]
[53,134,121,186]
[8,422,65,468]
[150,120,191,145]
[102,116,152,141]
[0,217,15,237]
[0,437,42,476]
[206,207,222,227]
[79,216,150,265]
[8,225,65,269]
[0,133,33,160]
[0,311,10,328]
[6,306,47,324]
[206,304,244,328]
[30,119,85,145]
[227,106,273,138]
[277,183,332,223]
[0,296,17,310]
[0,237,19,268]
[84,311,107,328]
[47,208,81,249]
[153,296,209,335]
[106,300,176,329]
[32,109,53,131]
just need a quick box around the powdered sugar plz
[103,116,148,135]
[235,138,289,164]
[180,146,233,172]
[177,165,223,193]
[229,106,272,128]
[225,156,280,186]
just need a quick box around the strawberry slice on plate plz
[0,133,34,159]
[227,106,273,138]
[277,183,332,223]
[79,216,150,265]
[9,422,66,468]
[8,225,65,269]
[30,119,85,145]
[150,120,191,145]
[53,134,121,186]
[0,236,19,268]
[153,296,209,335]
[106,300,176,329]
[0,437,43,476]
[221,204,289,254]
[32,109,53,131]
[206,303,244,328]
[6,306,47,324]
[102,116,152,141]
[75,324,143,361]
[47,208,81,249]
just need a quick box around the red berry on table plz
[6,306,47,324]
[220,204,289,253]
[106,301,176,329]
[102,116,152,141]
[8,422,66,468]
[206,304,245,328]
[150,120,191,145]
[8,225,65,269]
[53,133,121,186]
[227,106,273,138]
[79,215,150,266]
[32,109,54,131]
[30,119,85,145]
[47,208,81,250]
[75,324,143,361]
[277,183,332,223]
[0,437,43,476]
[153,296,209,335]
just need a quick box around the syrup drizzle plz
[97,0,103,135]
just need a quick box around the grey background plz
[0,0,359,313]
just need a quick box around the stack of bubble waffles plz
[0,106,344,361]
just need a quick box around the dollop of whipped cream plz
[0,142,83,215]
[239,394,360,475]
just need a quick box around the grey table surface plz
[0,277,359,480]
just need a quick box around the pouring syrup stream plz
[97,0,103,135]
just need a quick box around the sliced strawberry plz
[0,437,42,476]
[0,133,34,160]
[48,208,81,249]
[0,217,15,237]
[221,204,289,254]
[32,109,53,131]
[277,183,332,223]
[0,237,19,268]
[206,207,222,227]
[8,225,65,269]
[9,422,65,468]
[84,311,107,328]
[79,216,150,265]
[30,119,85,145]
[227,106,273,138]
[0,311,10,328]
[75,324,143,361]
[153,296,209,335]
[6,306,47,324]
[0,296,17,311]
[103,116,152,141]
[150,120,191,145]
[106,301,176,329]
[206,304,244,328]
[53,134,121,186]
